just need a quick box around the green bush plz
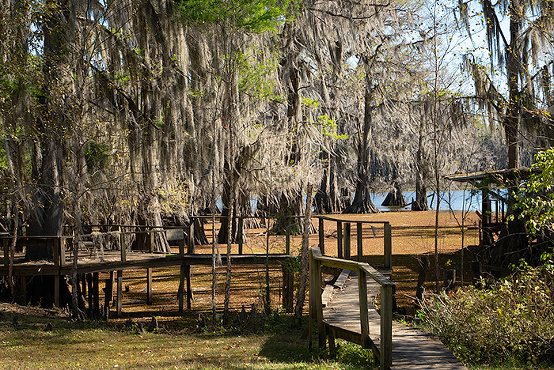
[417,255,554,366]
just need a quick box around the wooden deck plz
[1,235,293,317]
[324,271,467,369]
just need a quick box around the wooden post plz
[54,278,60,309]
[187,221,194,254]
[318,218,325,255]
[380,284,394,370]
[344,223,351,260]
[3,238,9,266]
[81,274,87,297]
[357,222,363,261]
[104,277,113,309]
[282,260,294,313]
[116,270,123,317]
[18,275,26,305]
[336,221,343,259]
[146,268,152,305]
[109,271,114,305]
[285,228,290,255]
[178,237,184,257]
[148,231,154,253]
[358,268,369,345]
[309,248,325,349]
[53,237,61,268]
[53,239,61,308]
[238,217,244,255]
[93,272,100,313]
[186,223,193,310]
[178,265,185,312]
[384,223,392,270]
[120,233,126,262]
[87,273,93,310]
[59,237,66,266]
[186,265,192,310]
[178,232,185,312]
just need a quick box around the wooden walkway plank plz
[323,271,467,370]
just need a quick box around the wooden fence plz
[315,215,392,269]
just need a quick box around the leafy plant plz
[417,255,554,366]
[510,147,554,235]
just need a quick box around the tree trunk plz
[28,0,68,238]
[382,182,407,207]
[412,117,429,211]
[344,89,378,214]
[294,183,313,324]
[505,2,522,169]
[315,153,341,214]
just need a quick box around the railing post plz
[188,221,195,254]
[59,237,66,266]
[318,217,325,255]
[120,232,126,262]
[357,222,363,261]
[358,268,370,346]
[309,248,325,349]
[146,268,152,305]
[54,237,62,308]
[344,223,351,260]
[148,230,154,253]
[116,270,123,317]
[384,222,391,270]
[337,221,343,259]
[309,249,314,349]
[380,284,394,370]
[285,228,290,255]
[238,217,244,255]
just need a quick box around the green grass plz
[0,304,376,369]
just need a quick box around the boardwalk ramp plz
[324,270,467,369]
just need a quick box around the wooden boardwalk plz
[323,271,467,369]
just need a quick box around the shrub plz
[417,254,554,366]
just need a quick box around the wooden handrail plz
[309,247,394,369]
[315,216,392,268]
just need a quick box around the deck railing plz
[309,246,394,370]
[314,215,392,269]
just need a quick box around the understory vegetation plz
[417,253,554,367]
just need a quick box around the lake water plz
[217,190,484,213]
[373,190,482,212]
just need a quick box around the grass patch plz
[0,303,376,369]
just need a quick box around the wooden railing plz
[315,215,392,269]
[309,247,394,370]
